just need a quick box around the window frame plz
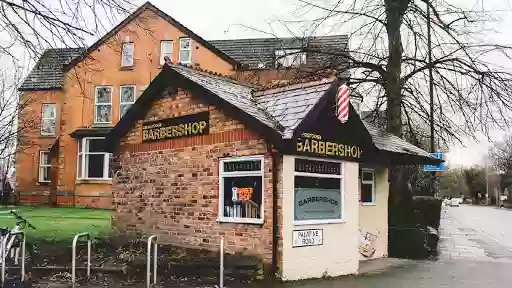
[360,168,376,205]
[292,156,344,226]
[160,40,173,65]
[94,86,113,124]
[217,155,265,224]
[76,137,112,180]
[275,49,307,68]
[119,85,136,119]
[121,42,134,67]
[178,37,192,64]
[38,151,51,183]
[40,103,57,136]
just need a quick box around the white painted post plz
[219,236,224,288]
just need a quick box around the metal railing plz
[146,235,158,288]
[219,236,224,288]
[0,231,26,284]
[71,232,91,288]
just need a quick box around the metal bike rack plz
[146,235,158,288]
[219,236,224,288]
[0,231,26,285]
[71,232,91,288]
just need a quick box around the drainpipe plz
[266,142,279,279]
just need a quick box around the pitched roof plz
[18,48,85,91]
[210,35,349,68]
[106,63,438,165]
[254,79,335,138]
[63,2,239,72]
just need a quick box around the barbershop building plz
[105,63,439,280]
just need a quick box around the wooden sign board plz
[141,111,209,142]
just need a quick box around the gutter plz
[267,142,279,278]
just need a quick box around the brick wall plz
[112,87,280,263]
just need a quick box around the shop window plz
[121,42,134,67]
[360,168,376,204]
[77,137,112,180]
[38,151,51,183]
[160,40,173,65]
[294,158,343,224]
[219,156,264,223]
[94,86,112,123]
[41,103,56,136]
[119,85,136,118]
[179,38,192,64]
[275,49,307,68]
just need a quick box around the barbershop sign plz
[296,132,361,160]
[142,111,209,142]
[292,229,324,248]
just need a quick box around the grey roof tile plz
[170,65,282,132]
[362,120,431,157]
[210,35,348,68]
[19,48,85,91]
[254,79,333,138]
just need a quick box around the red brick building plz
[105,62,440,280]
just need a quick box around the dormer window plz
[275,49,307,68]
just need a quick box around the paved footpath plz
[278,205,512,288]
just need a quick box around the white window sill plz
[361,202,377,206]
[217,217,264,225]
[293,219,345,226]
[76,178,112,184]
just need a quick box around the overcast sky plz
[12,0,512,167]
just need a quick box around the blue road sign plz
[424,152,445,172]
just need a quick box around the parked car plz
[450,198,460,207]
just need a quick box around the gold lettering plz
[159,127,166,139]
[191,122,200,134]
[184,123,192,135]
[142,130,149,141]
[199,121,207,133]
[338,144,344,156]
[344,145,351,157]
[325,142,333,155]
[165,127,172,138]
[297,141,303,152]
[311,140,318,153]
[148,129,154,140]
[303,139,311,152]
[350,146,358,158]
[318,141,325,154]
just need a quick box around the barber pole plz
[336,84,350,123]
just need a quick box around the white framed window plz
[41,103,57,136]
[179,38,192,64]
[119,85,136,118]
[360,168,376,205]
[160,40,173,65]
[275,49,307,68]
[218,155,264,224]
[121,42,134,67]
[77,137,112,180]
[94,86,112,123]
[293,157,344,225]
[38,151,51,183]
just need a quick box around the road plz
[282,204,512,288]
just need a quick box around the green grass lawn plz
[0,206,112,241]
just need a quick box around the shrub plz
[412,196,442,229]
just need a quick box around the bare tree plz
[260,0,512,203]
[489,134,512,173]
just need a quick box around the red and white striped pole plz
[336,84,350,123]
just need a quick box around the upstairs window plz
[275,49,307,68]
[179,38,192,64]
[94,86,112,124]
[41,103,56,136]
[160,40,173,65]
[121,42,134,67]
[38,151,51,183]
[360,168,376,204]
[77,137,112,180]
[120,85,136,118]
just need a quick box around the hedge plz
[412,196,442,230]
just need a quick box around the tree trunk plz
[384,0,412,207]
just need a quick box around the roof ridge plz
[209,34,349,42]
[253,77,336,96]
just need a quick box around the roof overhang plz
[70,127,112,139]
